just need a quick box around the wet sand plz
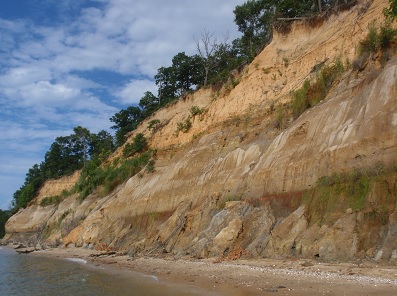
[22,247,397,295]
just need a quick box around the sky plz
[0,0,246,210]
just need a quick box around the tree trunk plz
[204,67,209,87]
[317,0,322,12]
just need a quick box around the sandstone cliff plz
[5,0,397,264]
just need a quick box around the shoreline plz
[9,245,397,295]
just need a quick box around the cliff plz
[5,0,397,264]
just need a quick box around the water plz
[0,247,205,296]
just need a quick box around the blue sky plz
[0,0,246,210]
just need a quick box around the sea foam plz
[65,258,87,264]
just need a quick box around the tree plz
[234,0,275,58]
[275,0,313,18]
[171,52,203,94]
[155,66,177,103]
[73,126,91,167]
[11,163,45,211]
[155,52,203,101]
[204,41,245,85]
[194,30,222,86]
[110,106,144,147]
[139,91,160,117]
[42,136,81,178]
[89,130,115,161]
[0,209,11,238]
[42,129,91,178]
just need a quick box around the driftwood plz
[14,243,26,250]
[16,248,35,254]
[89,251,117,257]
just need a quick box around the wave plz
[65,258,87,264]
[142,274,159,281]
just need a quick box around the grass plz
[303,165,397,226]
[174,116,192,136]
[353,20,397,70]
[148,119,161,132]
[40,189,71,207]
[291,58,345,119]
[275,108,286,130]
[218,194,242,209]
[73,149,156,201]
[190,106,204,117]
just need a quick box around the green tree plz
[155,52,203,101]
[275,0,313,18]
[234,0,275,58]
[89,130,115,160]
[73,126,91,167]
[172,52,203,94]
[155,66,178,103]
[139,91,160,117]
[42,132,87,178]
[0,209,11,238]
[110,106,144,147]
[207,41,245,84]
[12,164,45,211]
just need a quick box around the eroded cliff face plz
[5,0,397,263]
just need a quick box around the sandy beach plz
[11,246,396,295]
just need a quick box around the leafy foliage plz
[384,0,397,20]
[11,0,360,214]
[147,119,161,132]
[302,165,397,226]
[0,209,11,238]
[291,58,345,118]
[74,149,156,201]
[190,106,204,117]
[175,117,192,135]
[110,106,144,147]
[12,128,115,212]
[155,52,203,102]
[123,133,148,158]
[234,0,275,58]
[359,21,397,55]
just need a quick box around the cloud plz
[115,79,158,105]
[0,0,246,209]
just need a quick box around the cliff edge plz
[5,0,397,264]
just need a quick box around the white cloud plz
[0,0,246,209]
[115,79,158,104]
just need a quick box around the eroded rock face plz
[5,0,397,263]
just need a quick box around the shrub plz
[379,22,397,49]
[291,59,345,119]
[291,80,310,118]
[384,0,397,20]
[282,57,289,68]
[148,119,160,132]
[359,23,379,55]
[40,195,62,206]
[359,21,397,55]
[175,116,192,135]
[145,159,156,173]
[190,106,204,117]
[123,133,147,157]
[275,108,286,130]
[75,146,155,201]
